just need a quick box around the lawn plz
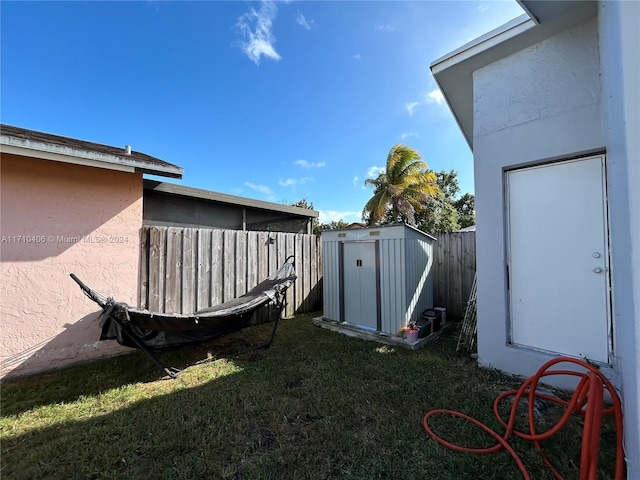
[1,313,617,480]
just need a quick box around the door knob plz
[592,252,601,258]
[593,267,603,274]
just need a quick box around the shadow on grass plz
[1,318,294,417]
[1,314,617,480]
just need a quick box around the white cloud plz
[404,88,446,116]
[352,53,361,60]
[401,131,419,140]
[376,24,395,33]
[318,210,361,224]
[237,1,281,65]
[296,11,313,30]
[353,176,359,187]
[477,3,489,13]
[425,88,445,105]
[405,101,420,116]
[244,181,274,196]
[279,178,296,187]
[279,177,311,187]
[366,166,385,178]
[294,159,326,168]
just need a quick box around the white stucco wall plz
[472,17,611,387]
[472,8,639,474]
[599,1,640,476]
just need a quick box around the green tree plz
[415,170,475,233]
[288,198,319,233]
[454,193,475,229]
[315,219,350,234]
[362,144,439,226]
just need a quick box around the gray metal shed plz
[321,224,435,336]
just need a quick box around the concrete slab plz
[312,316,453,350]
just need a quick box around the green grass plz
[1,313,617,480]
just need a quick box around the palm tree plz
[362,144,439,226]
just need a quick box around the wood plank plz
[236,231,247,296]
[449,233,460,319]
[181,227,196,314]
[148,226,165,312]
[301,234,311,312]
[223,230,237,302]
[211,229,223,307]
[246,231,259,290]
[164,227,183,314]
[138,227,149,309]
[461,232,475,312]
[435,233,447,310]
[268,232,279,275]
[257,231,269,282]
[294,233,303,315]
[255,231,269,324]
[197,228,212,311]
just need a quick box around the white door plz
[507,156,610,363]
[343,241,378,330]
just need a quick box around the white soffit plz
[430,15,535,76]
[430,1,598,149]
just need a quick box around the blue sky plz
[1,1,525,224]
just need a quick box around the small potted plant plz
[401,320,420,343]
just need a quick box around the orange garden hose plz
[422,357,625,480]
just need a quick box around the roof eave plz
[430,14,535,75]
[430,2,597,151]
[0,135,184,179]
[430,14,537,149]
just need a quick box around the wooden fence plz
[431,231,477,321]
[139,226,475,324]
[139,226,322,320]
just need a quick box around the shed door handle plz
[356,259,362,267]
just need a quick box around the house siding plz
[471,17,612,387]
[1,154,143,378]
[433,0,639,474]
[598,1,640,476]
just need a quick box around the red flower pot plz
[406,329,419,343]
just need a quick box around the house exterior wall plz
[1,154,143,378]
[471,18,611,387]
[599,1,640,476]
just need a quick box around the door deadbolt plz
[592,252,601,258]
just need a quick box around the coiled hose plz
[422,357,625,480]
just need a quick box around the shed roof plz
[430,1,598,149]
[0,124,183,178]
[321,222,436,241]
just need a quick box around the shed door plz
[506,155,610,362]
[342,241,379,330]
